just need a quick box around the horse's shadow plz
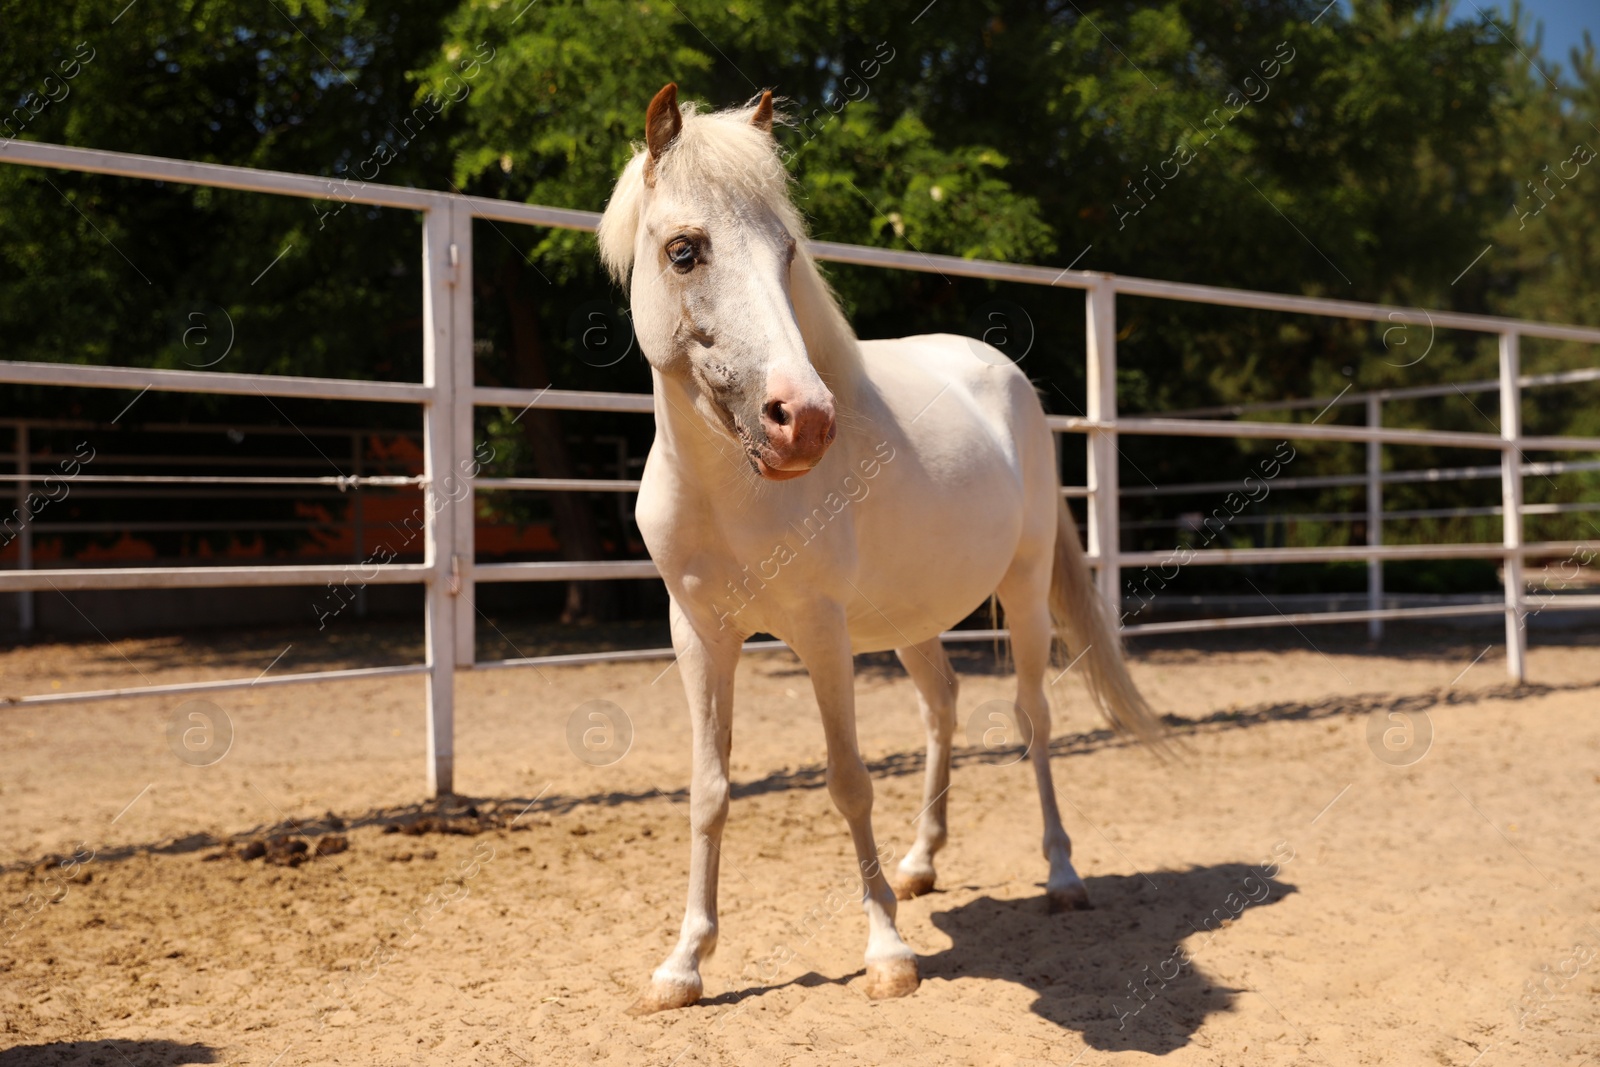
[0,1040,217,1065]
[915,863,1295,1054]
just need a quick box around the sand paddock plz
[1,623,1597,1066]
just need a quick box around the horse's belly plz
[843,571,1008,652]
[841,468,1026,653]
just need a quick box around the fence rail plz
[4,139,1598,797]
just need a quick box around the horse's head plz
[598,84,837,481]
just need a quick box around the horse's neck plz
[650,372,744,482]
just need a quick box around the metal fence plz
[3,418,425,631]
[2,417,645,633]
[3,140,1598,797]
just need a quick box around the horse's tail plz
[1048,496,1170,752]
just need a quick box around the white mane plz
[597,98,865,398]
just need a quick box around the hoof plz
[625,974,702,1016]
[891,866,937,900]
[1047,882,1093,913]
[864,955,921,1000]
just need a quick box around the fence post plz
[1366,395,1383,640]
[448,199,476,669]
[1499,330,1526,682]
[15,424,33,633]
[422,202,460,797]
[1085,277,1121,619]
[350,431,368,619]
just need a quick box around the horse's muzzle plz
[756,390,836,479]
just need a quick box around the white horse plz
[598,84,1164,1014]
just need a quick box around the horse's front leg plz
[628,597,740,1015]
[792,605,920,1000]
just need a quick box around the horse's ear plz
[750,90,774,134]
[646,83,683,160]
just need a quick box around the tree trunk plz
[500,257,616,623]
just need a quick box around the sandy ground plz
[1,622,1598,1067]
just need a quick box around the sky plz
[1469,0,1595,72]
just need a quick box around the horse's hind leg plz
[891,638,957,899]
[997,562,1092,912]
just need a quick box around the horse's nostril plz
[765,400,791,427]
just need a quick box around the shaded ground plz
[0,624,1597,1066]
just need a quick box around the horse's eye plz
[666,237,698,272]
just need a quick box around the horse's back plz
[858,332,1055,498]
